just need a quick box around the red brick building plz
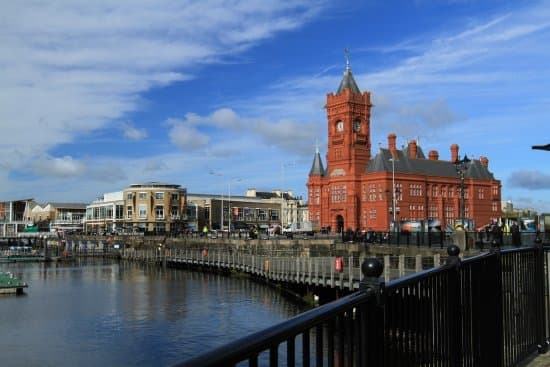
[307,61,501,233]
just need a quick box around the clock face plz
[353,121,361,132]
[336,121,343,132]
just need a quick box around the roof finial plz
[345,48,350,71]
[315,138,320,154]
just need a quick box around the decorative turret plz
[309,145,325,177]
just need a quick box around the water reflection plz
[0,259,306,366]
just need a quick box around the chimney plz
[480,156,489,167]
[388,133,397,153]
[450,144,459,163]
[428,150,439,160]
[408,140,418,159]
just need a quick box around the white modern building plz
[84,191,125,234]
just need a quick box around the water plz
[0,259,307,366]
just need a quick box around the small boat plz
[0,272,28,295]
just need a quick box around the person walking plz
[511,222,521,247]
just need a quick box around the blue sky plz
[1,0,549,212]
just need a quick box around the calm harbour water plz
[0,259,307,367]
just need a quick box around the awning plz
[23,225,38,233]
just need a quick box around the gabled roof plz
[402,144,426,159]
[366,148,495,180]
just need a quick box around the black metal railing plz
[341,230,546,250]
[174,242,550,367]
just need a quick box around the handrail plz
[385,261,452,288]
[169,244,549,367]
[173,291,373,367]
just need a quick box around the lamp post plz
[454,155,471,229]
[227,178,242,235]
[209,171,224,231]
[389,157,398,231]
[281,162,295,229]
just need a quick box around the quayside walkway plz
[169,242,549,367]
[113,247,449,289]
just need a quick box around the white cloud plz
[167,108,322,155]
[0,0,326,197]
[508,170,550,190]
[31,156,86,178]
[122,122,148,140]
[167,119,210,150]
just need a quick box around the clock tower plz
[307,52,373,231]
[325,54,372,177]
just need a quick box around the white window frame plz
[138,204,147,219]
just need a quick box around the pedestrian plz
[491,221,502,247]
[511,222,521,247]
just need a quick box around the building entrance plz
[336,215,344,234]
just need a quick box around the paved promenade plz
[521,351,550,367]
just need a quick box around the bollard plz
[445,244,461,266]
[359,258,383,294]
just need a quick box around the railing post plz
[491,238,501,253]
[535,236,549,354]
[359,258,384,366]
[446,245,462,367]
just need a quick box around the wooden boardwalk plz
[109,248,443,290]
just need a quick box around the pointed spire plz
[309,145,325,177]
[336,48,360,95]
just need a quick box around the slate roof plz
[45,202,88,210]
[254,192,279,199]
[309,149,326,177]
[402,144,426,159]
[336,69,361,95]
[366,148,495,180]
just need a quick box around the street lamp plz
[209,171,224,231]
[454,155,471,229]
[389,157,398,231]
[227,178,242,234]
[281,161,295,229]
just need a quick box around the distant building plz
[31,202,87,233]
[187,189,305,232]
[84,191,124,234]
[307,59,501,233]
[0,199,34,236]
[123,182,187,234]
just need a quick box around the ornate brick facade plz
[307,63,501,233]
